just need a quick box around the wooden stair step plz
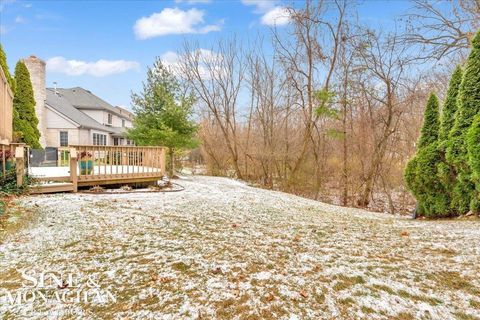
[30,183,75,194]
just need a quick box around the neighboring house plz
[45,87,134,148]
[0,65,13,146]
[22,55,134,148]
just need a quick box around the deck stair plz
[30,182,75,194]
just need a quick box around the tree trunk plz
[341,71,349,206]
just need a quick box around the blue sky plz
[0,0,411,109]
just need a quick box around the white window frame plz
[107,113,113,125]
[93,133,107,146]
[59,131,68,147]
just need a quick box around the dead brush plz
[89,185,104,193]
[120,185,132,191]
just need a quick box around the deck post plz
[15,146,24,187]
[160,147,166,176]
[1,144,5,178]
[70,148,78,192]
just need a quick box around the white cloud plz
[261,7,290,26]
[160,49,222,80]
[15,15,25,24]
[241,0,290,27]
[241,0,275,12]
[46,57,140,77]
[133,8,221,39]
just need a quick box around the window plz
[122,119,125,127]
[107,113,113,125]
[59,131,68,147]
[93,133,107,146]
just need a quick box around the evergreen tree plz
[437,66,463,212]
[467,115,480,213]
[128,58,198,177]
[405,93,448,217]
[415,142,450,217]
[464,31,480,214]
[439,66,463,141]
[418,94,441,149]
[445,30,480,213]
[0,44,15,92]
[13,61,41,148]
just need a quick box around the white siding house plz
[43,87,134,148]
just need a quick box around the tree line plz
[166,0,479,214]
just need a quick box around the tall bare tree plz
[179,39,246,179]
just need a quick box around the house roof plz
[49,87,129,119]
[110,126,128,137]
[45,89,114,133]
[114,106,134,120]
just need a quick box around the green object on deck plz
[79,160,93,175]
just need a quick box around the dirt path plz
[1,176,479,319]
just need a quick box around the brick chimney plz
[22,55,46,148]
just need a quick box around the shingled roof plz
[45,88,115,132]
[54,87,126,118]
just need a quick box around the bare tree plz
[354,30,411,207]
[245,46,288,187]
[185,1,449,215]
[403,0,480,60]
[273,0,348,197]
[179,38,246,179]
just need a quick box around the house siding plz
[44,107,79,147]
[82,109,132,128]
[81,109,104,124]
[46,128,82,147]
[0,67,13,145]
[46,107,78,129]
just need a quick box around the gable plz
[45,105,79,129]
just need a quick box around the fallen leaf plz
[300,290,308,298]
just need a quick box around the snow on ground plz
[1,175,480,319]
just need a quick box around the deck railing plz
[1,143,26,178]
[69,145,166,184]
[21,145,166,192]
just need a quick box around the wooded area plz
[175,0,480,214]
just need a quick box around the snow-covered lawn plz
[1,176,480,319]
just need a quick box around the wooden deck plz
[19,145,166,194]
